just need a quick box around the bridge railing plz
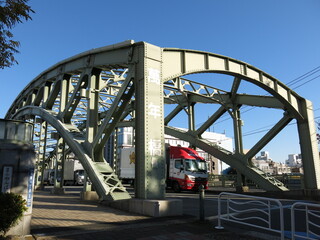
[208,174,304,190]
[215,192,285,240]
[208,174,237,188]
[291,202,320,240]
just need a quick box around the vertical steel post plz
[215,193,224,229]
[113,128,118,174]
[85,68,101,156]
[53,74,70,189]
[199,184,205,221]
[34,126,42,188]
[59,74,71,117]
[83,171,92,192]
[37,121,48,189]
[54,137,64,189]
[233,108,244,155]
[188,102,195,132]
[297,99,320,189]
[233,108,246,191]
[37,83,51,188]
[135,43,166,199]
[188,102,196,149]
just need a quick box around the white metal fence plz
[291,202,320,240]
[215,192,320,240]
[215,192,285,239]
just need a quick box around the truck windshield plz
[184,159,207,172]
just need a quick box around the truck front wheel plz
[172,181,181,193]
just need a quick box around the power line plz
[285,66,320,88]
[194,66,320,129]
[240,106,320,137]
[243,108,320,136]
[291,74,320,90]
[242,123,276,135]
[213,66,320,126]
[242,116,320,137]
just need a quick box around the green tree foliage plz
[0,192,28,237]
[0,0,34,69]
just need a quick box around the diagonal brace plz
[93,79,135,157]
[230,77,241,102]
[60,75,89,122]
[196,105,227,136]
[245,114,293,161]
[165,105,185,125]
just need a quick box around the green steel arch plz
[161,48,320,191]
[5,41,320,200]
[162,48,303,119]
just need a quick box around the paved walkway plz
[30,190,267,240]
[31,191,148,229]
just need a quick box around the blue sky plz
[1,0,320,162]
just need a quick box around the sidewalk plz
[28,190,267,240]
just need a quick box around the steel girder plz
[161,49,320,190]
[14,106,132,200]
[5,41,320,201]
[7,41,138,201]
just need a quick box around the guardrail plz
[208,174,237,188]
[291,202,320,240]
[208,174,303,190]
[215,192,285,240]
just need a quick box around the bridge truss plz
[5,40,320,200]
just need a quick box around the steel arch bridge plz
[6,40,320,201]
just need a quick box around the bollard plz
[199,184,205,221]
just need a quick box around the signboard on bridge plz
[1,166,13,193]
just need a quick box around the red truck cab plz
[167,145,208,192]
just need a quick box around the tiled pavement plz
[31,191,149,229]
[30,190,265,240]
